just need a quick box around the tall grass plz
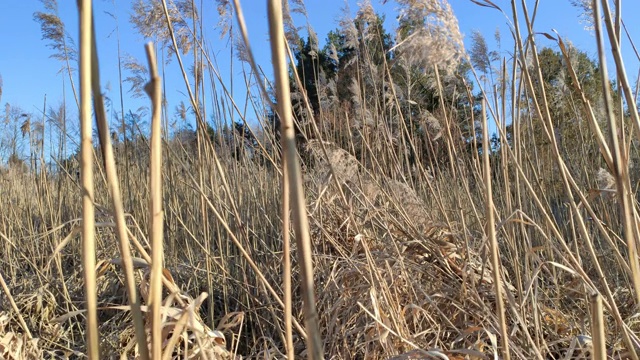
[1,0,640,359]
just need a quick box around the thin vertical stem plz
[590,293,606,360]
[267,0,323,358]
[481,100,510,360]
[282,164,295,359]
[78,0,99,357]
[596,0,640,310]
[90,14,149,359]
[145,42,164,360]
[0,269,32,339]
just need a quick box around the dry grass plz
[2,0,640,359]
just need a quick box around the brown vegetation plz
[1,0,640,359]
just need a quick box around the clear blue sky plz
[1,0,639,137]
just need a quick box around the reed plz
[1,0,640,358]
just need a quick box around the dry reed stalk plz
[462,40,559,360]
[508,6,635,356]
[0,270,32,339]
[267,0,323,358]
[434,67,457,177]
[481,100,510,360]
[491,0,640,356]
[144,42,164,360]
[498,57,524,300]
[77,0,99,357]
[282,163,295,358]
[598,0,640,307]
[590,292,606,360]
[90,19,149,360]
[162,1,270,296]
[12,0,640,357]
[164,140,310,337]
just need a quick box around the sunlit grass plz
[1,0,640,359]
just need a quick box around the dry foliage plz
[3,0,640,359]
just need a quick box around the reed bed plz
[1,0,640,359]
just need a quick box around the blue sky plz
[1,0,639,137]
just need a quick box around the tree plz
[325,10,393,103]
[523,46,606,165]
[1,104,30,167]
[265,3,477,175]
[289,35,338,126]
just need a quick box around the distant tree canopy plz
[535,46,602,124]
[290,36,338,119]
[19,0,621,184]
[518,46,609,165]
[268,10,477,174]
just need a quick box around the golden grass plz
[2,0,640,359]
